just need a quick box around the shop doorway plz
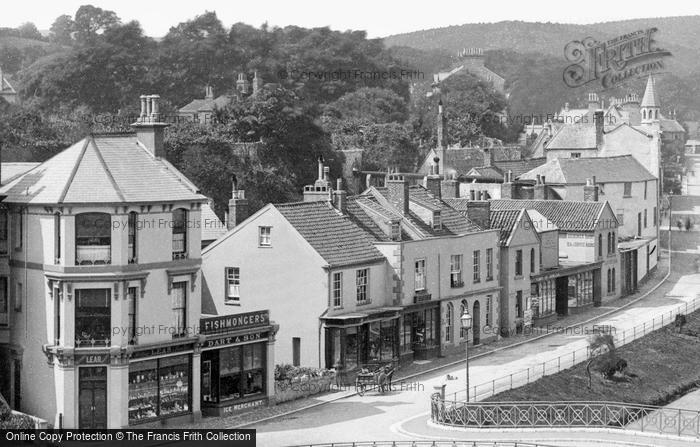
[79,367,107,429]
[472,301,481,345]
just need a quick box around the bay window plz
[172,209,188,260]
[75,288,111,346]
[75,213,111,265]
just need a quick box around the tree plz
[17,22,43,40]
[323,87,409,124]
[73,5,120,43]
[49,15,74,45]
[586,333,627,388]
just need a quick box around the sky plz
[3,0,700,38]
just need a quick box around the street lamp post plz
[461,310,473,402]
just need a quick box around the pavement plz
[245,246,700,447]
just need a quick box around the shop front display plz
[128,355,191,424]
[324,308,400,383]
[400,304,439,361]
[199,310,274,416]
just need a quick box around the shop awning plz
[322,306,402,327]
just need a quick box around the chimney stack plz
[228,175,248,229]
[441,173,459,199]
[252,71,262,96]
[236,73,250,95]
[436,99,447,175]
[534,174,547,200]
[501,170,516,199]
[483,147,492,167]
[594,110,604,150]
[387,174,410,215]
[332,178,347,214]
[584,177,599,202]
[425,157,442,199]
[304,156,332,202]
[466,200,490,229]
[588,92,600,117]
[205,85,214,100]
[132,94,169,158]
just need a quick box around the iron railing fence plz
[448,293,700,403]
[431,398,700,438]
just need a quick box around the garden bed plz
[485,311,700,407]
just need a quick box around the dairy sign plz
[563,28,672,89]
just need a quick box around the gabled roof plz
[519,155,655,184]
[546,124,597,149]
[489,209,523,245]
[641,75,659,108]
[275,201,385,268]
[491,199,611,232]
[464,166,504,181]
[0,134,206,205]
[427,145,522,175]
[178,95,234,114]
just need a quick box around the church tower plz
[641,75,660,125]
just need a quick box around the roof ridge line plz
[58,137,91,204]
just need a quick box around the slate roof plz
[463,166,504,181]
[178,95,234,114]
[491,199,608,232]
[495,157,547,179]
[489,209,523,245]
[370,185,482,238]
[201,202,226,242]
[660,118,685,133]
[641,75,659,108]
[0,134,207,205]
[275,201,385,268]
[431,146,522,175]
[1,162,40,184]
[546,124,597,149]
[519,155,655,184]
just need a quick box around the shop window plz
[128,355,191,424]
[450,255,463,287]
[0,209,7,255]
[379,320,397,361]
[172,208,188,260]
[225,267,240,304]
[346,327,359,370]
[0,277,7,326]
[75,288,110,346]
[171,282,187,338]
[75,213,111,265]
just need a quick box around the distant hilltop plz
[383,16,700,76]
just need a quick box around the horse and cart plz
[354,364,395,396]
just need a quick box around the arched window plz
[598,234,603,257]
[611,232,616,253]
[607,268,611,294]
[75,213,111,265]
[607,232,611,254]
[446,303,454,342]
[172,208,188,259]
[612,268,616,292]
[643,110,647,120]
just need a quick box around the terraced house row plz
[0,94,628,429]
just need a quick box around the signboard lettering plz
[200,310,269,335]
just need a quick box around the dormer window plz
[172,208,188,260]
[432,211,442,230]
